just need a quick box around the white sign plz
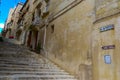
[104,55,111,64]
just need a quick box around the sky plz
[0,0,26,33]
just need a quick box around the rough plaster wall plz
[11,4,23,37]
[93,18,116,80]
[45,0,94,79]
[49,0,75,16]
[95,0,120,19]
[45,0,120,80]
[49,0,64,12]
[93,0,120,80]
[115,17,120,80]
[93,12,120,80]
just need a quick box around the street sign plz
[100,24,114,32]
[102,45,115,50]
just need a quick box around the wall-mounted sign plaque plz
[102,45,115,50]
[104,55,111,64]
[100,24,114,32]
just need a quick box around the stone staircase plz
[0,42,77,80]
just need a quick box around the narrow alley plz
[1,0,120,80]
[0,40,77,80]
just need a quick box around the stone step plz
[0,65,60,69]
[0,62,58,68]
[0,49,22,52]
[0,60,40,64]
[0,71,69,75]
[0,77,77,80]
[0,63,58,68]
[0,46,20,49]
[0,41,77,80]
[0,58,38,61]
[0,58,55,63]
[0,55,40,59]
[0,68,65,72]
[0,74,76,79]
[0,71,69,74]
[0,65,64,71]
[0,59,57,65]
[0,51,17,53]
[0,61,57,65]
[0,62,55,66]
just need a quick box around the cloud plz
[0,23,4,28]
[0,28,2,33]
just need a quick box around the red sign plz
[102,45,115,50]
[9,36,14,39]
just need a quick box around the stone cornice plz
[48,0,84,23]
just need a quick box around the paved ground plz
[0,40,77,80]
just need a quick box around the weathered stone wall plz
[44,0,120,80]
[93,14,120,80]
[95,0,120,20]
[18,0,120,80]
[45,0,94,79]
[93,1,120,80]
[10,4,23,37]
[93,20,115,80]
[115,16,120,80]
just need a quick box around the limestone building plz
[93,0,120,80]
[5,3,23,39]
[5,0,120,80]
[4,8,15,38]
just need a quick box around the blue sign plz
[100,24,114,32]
[104,55,111,64]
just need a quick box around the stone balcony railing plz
[16,22,23,32]
[32,17,45,28]
[17,22,23,28]
[32,17,41,26]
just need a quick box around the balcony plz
[41,6,49,18]
[44,0,49,3]
[42,11,49,19]
[33,1,42,10]
[32,17,41,26]
[31,16,45,28]
[17,19,23,28]
[18,23,23,28]
[16,23,23,33]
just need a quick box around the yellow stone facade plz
[5,0,120,80]
[45,1,93,80]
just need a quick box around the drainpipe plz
[43,19,49,55]
[43,25,47,58]
[43,25,49,65]
[43,26,46,49]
